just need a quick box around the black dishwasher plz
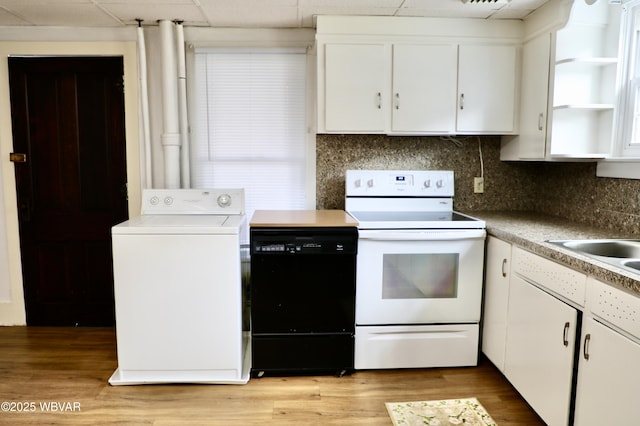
[250,226,357,377]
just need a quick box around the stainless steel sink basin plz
[622,260,640,272]
[547,239,640,276]
[557,240,640,258]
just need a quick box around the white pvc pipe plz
[136,24,153,189]
[175,21,191,189]
[159,19,181,189]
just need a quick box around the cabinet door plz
[518,33,551,159]
[481,236,511,371]
[504,275,577,426]
[574,317,640,426]
[324,43,387,132]
[457,44,517,133]
[391,44,457,133]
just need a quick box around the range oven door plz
[355,229,486,325]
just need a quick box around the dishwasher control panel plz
[251,229,357,255]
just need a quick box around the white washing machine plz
[109,189,249,385]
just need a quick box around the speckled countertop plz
[472,211,640,296]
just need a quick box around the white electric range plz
[345,170,486,369]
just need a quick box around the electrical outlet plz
[474,177,484,194]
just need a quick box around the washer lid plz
[112,214,245,235]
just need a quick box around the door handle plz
[9,152,27,163]
[562,322,570,347]
[501,258,508,278]
[583,333,591,360]
[537,113,544,131]
[459,93,465,110]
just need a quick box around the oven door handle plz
[358,229,486,241]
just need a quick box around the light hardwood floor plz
[0,327,544,425]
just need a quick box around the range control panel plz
[141,189,245,215]
[345,170,454,197]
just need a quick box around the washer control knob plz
[354,179,361,188]
[367,179,374,188]
[163,196,174,205]
[217,194,232,208]
[436,179,444,189]
[149,196,159,205]
[423,179,431,188]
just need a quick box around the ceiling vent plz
[461,0,511,4]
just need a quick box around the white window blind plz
[191,48,308,229]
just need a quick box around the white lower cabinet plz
[573,317,640,426]
[482,239,640,425]
[481,236,512,371]
[504,274,578,426]
[573,278,640,426]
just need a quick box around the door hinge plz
[9,152,27,163]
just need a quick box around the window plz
[617,0,640,157]
[598,0,640,178]
[190,48,314,233]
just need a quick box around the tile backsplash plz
[316,134,640,235]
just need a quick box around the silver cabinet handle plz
[501,258,508,278]
[538,112,544,131]
[395,93,400,110]
[583,333,591,360]
[460,93,465,110]
[563,322,570,347]
[377,92,382,109]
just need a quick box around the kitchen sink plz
[547,239,640,276]
[555,240,640,258]
[622,260,640,272]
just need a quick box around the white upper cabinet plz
[502,0,622,161]
[324,43,388,133]
[509,32,552,160]
[391,44,457,133]
[316,16,522,136]
[457,44,517,133]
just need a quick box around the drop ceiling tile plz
[100,0,194,3]
[300,0,403,7]
[101,3,208,26]
[301,7,404,27]
[0,7,31,25]
[493,7,537,19]
[198,0,299,28]
[400,0,549,19]
[0,0,552,28]
[5,3,122,26]
[300,0,404,27]
[396,8,493,19]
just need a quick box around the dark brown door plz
[9,56,128,326]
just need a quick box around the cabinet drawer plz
[588,277,640,340]
[512,247,587,306]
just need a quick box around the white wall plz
[0,24,315,325]
[0,28,142,324]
